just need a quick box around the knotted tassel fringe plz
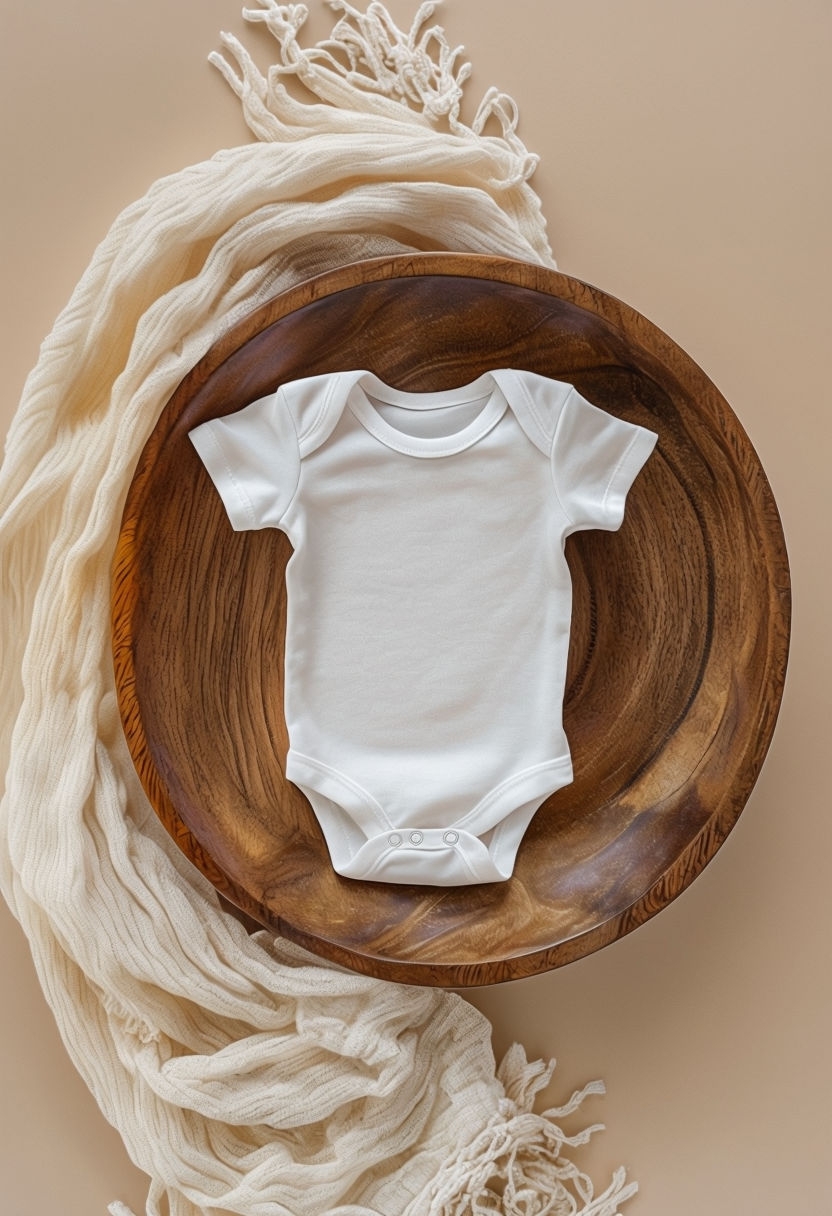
[210,0,541,188]
[420,1045,638,1215]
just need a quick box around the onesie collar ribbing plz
[346,371,507,458]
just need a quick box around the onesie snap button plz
[409,831,423,845]
[443,831,459,845]
[387,833,403,847]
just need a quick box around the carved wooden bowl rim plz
[112,252,791,986]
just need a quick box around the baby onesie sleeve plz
[188,388,300,531]
[551,387,657,532]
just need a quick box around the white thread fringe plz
[210,0,542,188]
[418,1046,637,1215]
[0,5,634,1214]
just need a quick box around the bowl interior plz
[112,254,790,985]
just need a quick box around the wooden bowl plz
[112,253,790,986]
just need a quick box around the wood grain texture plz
[111,253,790,986]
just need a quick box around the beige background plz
[1,1,829,1212]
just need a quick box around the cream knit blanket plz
[0,4,637,1213]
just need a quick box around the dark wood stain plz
[111,254,790,986]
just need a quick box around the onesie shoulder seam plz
[290,375,342,457]
[506,369,555,452]
[515,372,554,449]
[274,385,303,524]
[549,386,577,527]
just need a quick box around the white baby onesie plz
[189,369,657,886]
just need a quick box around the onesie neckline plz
[346,371,507,458]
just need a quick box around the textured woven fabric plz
[0,5,637,1213]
